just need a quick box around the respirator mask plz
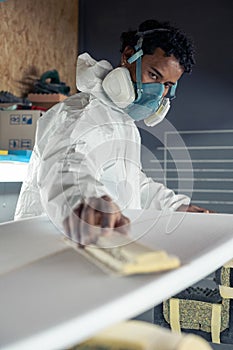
[102,29,177,127]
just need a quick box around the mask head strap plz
[168,82,177,100]
[127,35,144,101]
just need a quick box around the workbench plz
[0,210,233,350]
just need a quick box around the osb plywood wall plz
[0,0,78,96]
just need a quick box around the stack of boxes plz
[0,109,42,151]
[0,108,43,223]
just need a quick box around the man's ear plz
[121,46,135,66]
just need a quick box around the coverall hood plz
[76,53,114,105]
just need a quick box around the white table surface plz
[0,210,233,350]
[0,162,28,182]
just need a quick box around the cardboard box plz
[28,93,67,109]
[0,110,43,150]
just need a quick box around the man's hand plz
[63,195,130,245]
[177,204,215,213]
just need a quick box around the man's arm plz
[38,125,129,244]
[139,170,190,211]
[139,171,214,213]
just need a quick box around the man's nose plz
[162,86,169,98]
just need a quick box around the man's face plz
[122,47,184,97]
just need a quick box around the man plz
[15,19,210,244]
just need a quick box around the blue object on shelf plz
[0,150,32,162]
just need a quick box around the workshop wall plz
[0,0,78,96]
[78,0,233,131]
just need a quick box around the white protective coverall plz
[15,53,189,231]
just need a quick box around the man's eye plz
[149,72,158,80]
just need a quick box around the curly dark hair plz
[120,19,195,73]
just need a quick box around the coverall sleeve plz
[139,170,190,211]
[37,119,111,232]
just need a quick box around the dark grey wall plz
[78,0,233,131]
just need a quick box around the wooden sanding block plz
[65,231,180,276]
